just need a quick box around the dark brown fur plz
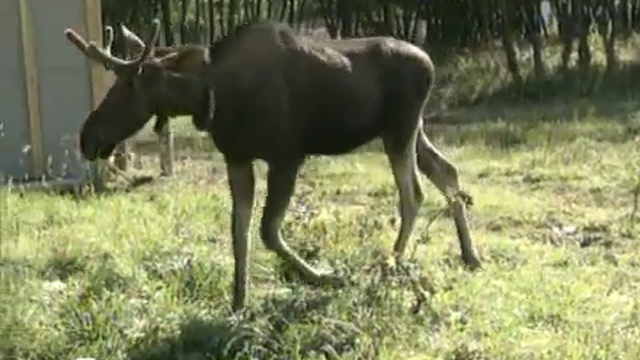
[113,24,212,133]
[105,24,210,135]
[65,19,482,311]
[149,45,211,133]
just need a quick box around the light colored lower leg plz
[386,136,424,257]
[262,225,333,283]
[416,129,481,267]
[226,162,255,311]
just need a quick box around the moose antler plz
[63,25,114,66]
[132,18,162,62]
[64,28,126,68]
[64,18,161,69]
[119,24,146,56]
[104,25,114,54]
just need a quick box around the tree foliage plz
[101,0,640,94]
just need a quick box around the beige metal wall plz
[0,0,107,184]
[0,0,32,179]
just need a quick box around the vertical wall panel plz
[0,0,30,179]
[30,0,94,180]
[1,0,106,184]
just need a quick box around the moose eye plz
[139,64,162,81]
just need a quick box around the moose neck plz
[161,71,209,116]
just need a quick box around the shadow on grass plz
[1,172,159,200]
[125,316,237,360]
[125,293,354,360]
[125,252,445,360]
[69,174,158,199]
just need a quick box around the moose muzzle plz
[79,129,117,161]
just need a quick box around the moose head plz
[64,19,196,161]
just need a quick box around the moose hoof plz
[462,254,482,271]
[309,272,347,289]
[231,299,246,313]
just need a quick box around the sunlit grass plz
[2,101,639,359]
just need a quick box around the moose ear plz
[157,52,182,70]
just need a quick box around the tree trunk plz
[278,0,288,22]
[573,0,591,74]
[296,0,308,27]
[266,0,273,18]
[194,0,202,42]
[160,0,175,46]
[228,0,239,33]
[382,3,395,36]
[338,0,353,37]
[601,0,618,72]
[525,0,546,78]
[318,0,339,38]
[498,0,523,86]
[620,0,631,37]
[555,0,574,71]
[255,0,263,19]
[243,0,252,21]
[217,1,226,36]
[208,0,215,43]
[288,0,296,26]
[180,0,190,43]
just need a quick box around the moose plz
[64,18,482,311]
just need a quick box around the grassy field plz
[2,99,639,359]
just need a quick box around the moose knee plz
[442,161,461,186]
[418,153,462,197]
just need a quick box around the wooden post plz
[158,30,174,177]
[415,20,427,48]
[18,0,44,178]
[158,120,175,176]
[84,0,108,190]
[112,142,131,171]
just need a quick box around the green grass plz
[2,102,639,359]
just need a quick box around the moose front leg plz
[382,129,425,258]
[260,160,343,286]
[226,160,256,311]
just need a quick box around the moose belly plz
[299,100,383,156]
[300,121,380,155]
[295,81,382,155]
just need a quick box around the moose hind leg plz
[226,160,256,311]
[260,161,342,286]
[415,128,481,268]
[383,128,424,258]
